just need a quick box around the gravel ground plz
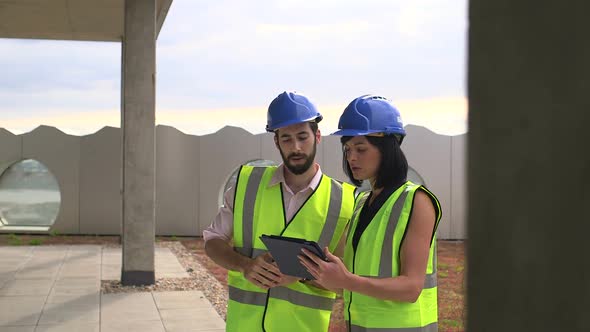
[101,241,228,320]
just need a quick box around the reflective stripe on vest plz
[317,179,344,248]
[349,322,438,332]
[348,192,369,239]
[229,285,335,311]
[269,287,335,310]
[229,286,267,306]
[240,166,266,258]
[378,190,408,277]
[362,273,437,290]
[376,190,436,289]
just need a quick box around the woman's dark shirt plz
[352,183,403,251]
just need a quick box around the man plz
[204,91,355,332]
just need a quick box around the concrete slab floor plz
[0,246,225,331]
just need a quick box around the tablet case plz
[260,234,326,280]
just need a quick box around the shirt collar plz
[269,163,323,192]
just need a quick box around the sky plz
[0,0,468,137]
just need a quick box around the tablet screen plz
[260,234,326,279]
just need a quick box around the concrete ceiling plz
[0,0,173,41]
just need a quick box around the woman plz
[299,95,442,331]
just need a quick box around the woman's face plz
[343,136,381,182]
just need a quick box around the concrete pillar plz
[467,1,590,331]
[120,0,156,285]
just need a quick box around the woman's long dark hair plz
[341,135,408,189]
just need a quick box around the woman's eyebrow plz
[345,142,365,148]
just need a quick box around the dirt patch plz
[437,240,466,332]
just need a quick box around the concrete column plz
[468,1,590,331]
[121,0,156,285]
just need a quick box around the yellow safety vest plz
[227,165,355,332]
[343,181,442,332]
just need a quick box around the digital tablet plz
[260,234,327,280]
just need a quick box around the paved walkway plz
[0,245,225,331]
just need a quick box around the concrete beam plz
[467,1,590,330]
[121,0,157,286]
[0,0,173,42]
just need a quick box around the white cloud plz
[0,80,119,112]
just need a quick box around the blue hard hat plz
[266,91,323,132]
[332,95,406,142]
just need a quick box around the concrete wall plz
[22,126,81,234]
[320,135,348,184]
[403,126,453,239]
[156,125,200,236]
[79,126,121,234]
[0,124,467,239]
[0,129,22,175]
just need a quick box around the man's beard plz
[279,141,317,175]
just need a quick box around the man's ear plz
[274,134,279,149]
[316,129,322,144]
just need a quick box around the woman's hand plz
[298,247,353,291]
